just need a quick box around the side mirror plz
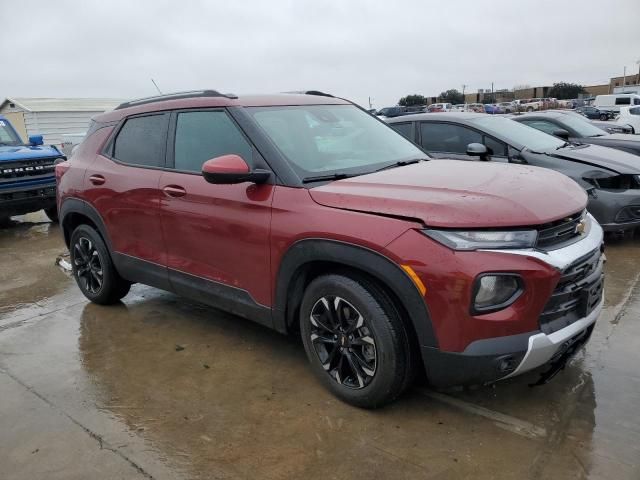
[28,134,44,146]
[202,154,271,185]
[466,143,489,160]
[552,129,570,141]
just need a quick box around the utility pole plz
[622,66,627,93]
[462,84,467,97]
[368,96,373,109]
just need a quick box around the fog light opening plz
[472,274,523,314]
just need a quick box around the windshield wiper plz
[372,158,427,173]
[301,172,357,184]
[555,142,571,150]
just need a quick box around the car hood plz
[605,133,640,143]
[0,144,62,162]
[548,144,640,174]
[309,160,587,228]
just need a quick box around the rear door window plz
[112,114,169,167]
[419,122,481,154]
[173,111,253,173]
[615,97,631,105]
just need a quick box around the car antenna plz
[151,78,162,95]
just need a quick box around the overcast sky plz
[1,0,638,108]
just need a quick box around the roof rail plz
[115,90,238,110]
[283,90,335,98]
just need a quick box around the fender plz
[59,197,114,251]
[274,238,438,348]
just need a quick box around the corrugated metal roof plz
[1,97,127,112]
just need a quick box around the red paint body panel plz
[310,160,587,228]
[386,229,560,352]
[84,155,166,265]
[159,172,274,306]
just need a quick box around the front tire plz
[70,225,130,304]
[599,113,608,121]
[44,206,59,223]
[300,274,411,408]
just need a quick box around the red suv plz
[57,90,604,407]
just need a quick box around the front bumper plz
[0,182,56,217]
[587,190,640,232]
[418,215,605,387]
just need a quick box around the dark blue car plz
[0,115,65,222]
[576,106,614,121]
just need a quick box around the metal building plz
[0,97,125,147]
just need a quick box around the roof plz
[96,92,350,122]
[1,97,127,112]
[386,112,488,123]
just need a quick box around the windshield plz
[248,105,426,178]
[471,116,565,152]
[0,119,22,146]
[557,115,606,137]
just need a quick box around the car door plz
[85,112,170,289]
[159,109,275,319]
[418,121,509,162]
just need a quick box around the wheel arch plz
[273,239,438,349]
[60,198,113,252]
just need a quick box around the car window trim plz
[102,112,171,171]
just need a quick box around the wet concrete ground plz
[1,212,639,480]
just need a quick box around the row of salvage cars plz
[385,110,640,232]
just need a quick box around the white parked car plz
[593,94,640,113]
[616,106,640,134]
[498,101,516,113]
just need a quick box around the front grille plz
[535,211,584,250]
[0,158,58,183]
[539,248,604,335]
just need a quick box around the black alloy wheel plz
[300,274,412,408]
[73,236,104,295]
[69,224,131,304]
[309,295,377,389]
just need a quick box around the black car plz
[577,106,614,121]
[386,112,640,232]
[511,111,640,156]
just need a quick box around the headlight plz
[472,274,523,313]
[422,229,537,251]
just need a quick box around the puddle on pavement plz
[1,213,639,479]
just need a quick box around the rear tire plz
[299,274,412,408]
[44,206,59,223]
[599,113,608,121]
[70,225,130,304]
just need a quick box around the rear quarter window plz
[390,122,413,140]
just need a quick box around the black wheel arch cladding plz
[274,238,438,348]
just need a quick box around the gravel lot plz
[1,211,639,480]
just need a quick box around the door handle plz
[89,174,105,185]
[162,185,187,198]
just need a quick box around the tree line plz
[398,82,588,106]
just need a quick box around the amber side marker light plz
[401,265,427,296]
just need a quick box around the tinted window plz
[420,122,481,153]
[615,97,631,105]
[634,98,640,105]
[391,122,413,140]
[470,116,564,152]
[174,111,252,172]
[484,135,507,156]
[630,107,640,116]
[519,120,559,135]
[113,114,168,167]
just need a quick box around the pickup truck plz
[0,115,65,223]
